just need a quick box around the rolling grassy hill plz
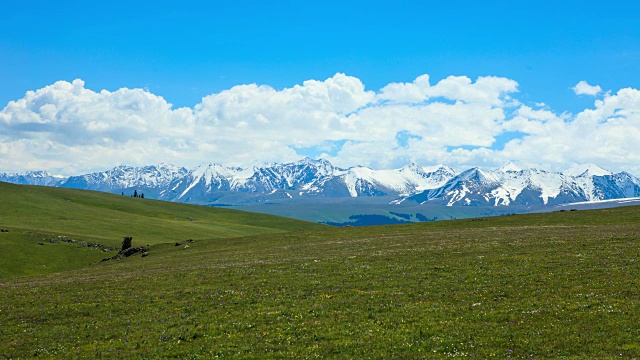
[1,182,640,358]
[0,182,325,278]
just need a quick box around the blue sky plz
[1,1,640,175]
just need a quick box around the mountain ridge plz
[2,158,640,208]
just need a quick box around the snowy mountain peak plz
[399,163,420,172]
[294,157,336,175]
[564,164,612,178]
[296,157,331,167]
[424,164,456,174]
[499,161,523,173]
[458,167,498,183]
[399,163,454,175]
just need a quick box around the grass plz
[0,231,115,279]
[0,182,323,245]
[1,183,640,358]
[0,182,325,278]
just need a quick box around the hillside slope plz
[0,182,325,277]
[0,182,323,243]
[1,205,639,358]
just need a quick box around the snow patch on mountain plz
[498,161,523,173]
[564,164,612,178]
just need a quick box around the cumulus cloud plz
[1,74,640,176]
[572,80,602,96]
[377,75,518,106]
[499,87,640,173]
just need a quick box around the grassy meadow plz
[0,182,323,278]
[1,183,640,358]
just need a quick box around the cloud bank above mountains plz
[1,74,639,176]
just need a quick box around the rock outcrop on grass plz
[41,235,118,252]
[101,237,148,262]
[101,246,148,262]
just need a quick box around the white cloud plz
[378,74,431,103]
[377,75,519,107]
[498,87,640,174]
[1,74,640,176]
[572,80,602,96]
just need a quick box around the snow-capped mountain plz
[159,163,248,201]
[0,171,66,187]
[590,172,640,200]
[242,158,337,193]
[3,159,640,208]
[157,158,456,202]
[408,167,503,206]
[404,163,640,207]
[563,164,613,201]
[563,163,612,178]
[59,164,189,195]
[158,159,339,202]
[559,164,640,202]
[333,164,456,198]
[491,168,585,206]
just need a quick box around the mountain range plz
[2,158,640,209]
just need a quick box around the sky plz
[1,1,640,176]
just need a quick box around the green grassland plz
[1,183,640,358]
[0,182,324,278]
